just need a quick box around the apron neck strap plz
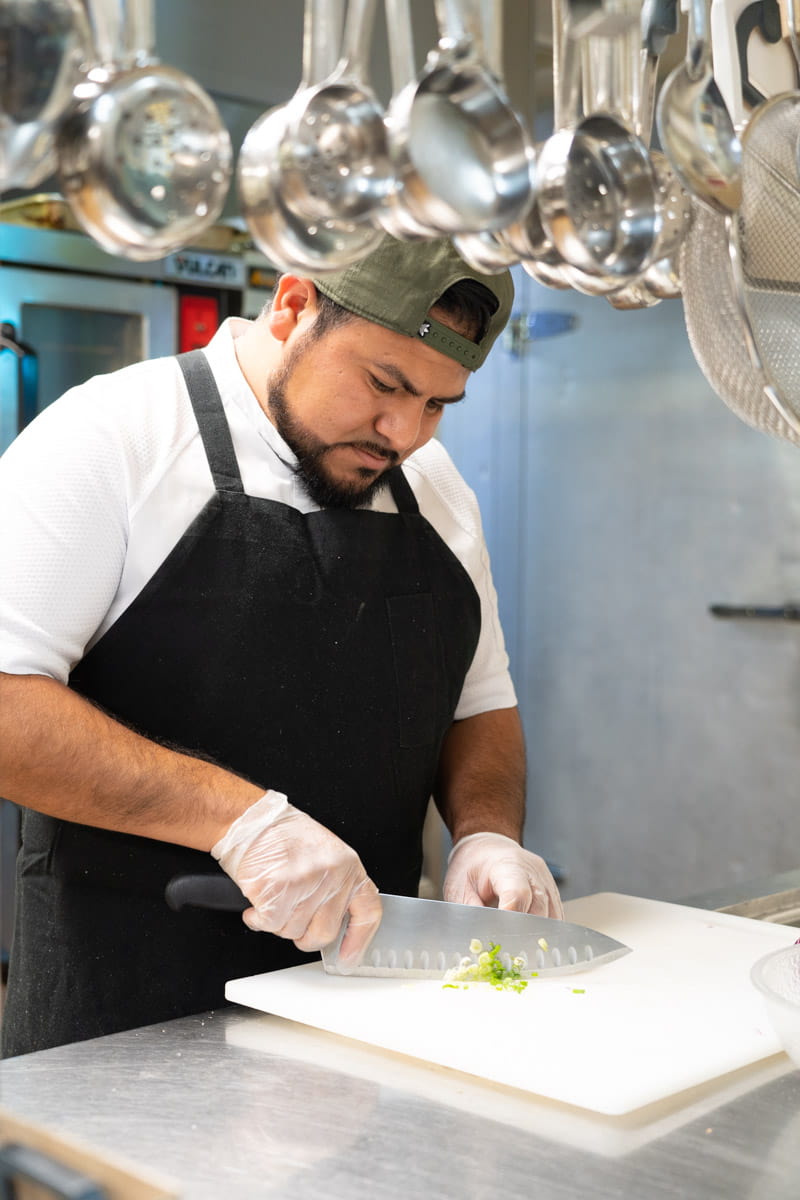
[177,351,244,494]
[388,467,419,514]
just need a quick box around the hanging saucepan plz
[510,1,632,297]
[0,0,92,190]
[480,0,573,290]
[56,0,231,260]
[508,1,640,297]
[382,0,533,235]
[606,0,693,309]
[451,1,525,272]
[276,0,393,225]
[554,21,653,298]
[632,0,691,300]
[377,0,443,241]
[237,0,383,273]
[536,0,661,280]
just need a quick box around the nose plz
[373,396,428,455]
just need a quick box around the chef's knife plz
[166,874,631,978]
[321,893,631,978]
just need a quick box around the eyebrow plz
[372,361,466,406]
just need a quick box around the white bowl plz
[751,942,800,1068]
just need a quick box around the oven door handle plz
[0,320,39,432]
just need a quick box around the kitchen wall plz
[153,1,535,110]
[441,273,800,902]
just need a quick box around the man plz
[0,236,563,1058]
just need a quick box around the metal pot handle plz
[0,322,38,434]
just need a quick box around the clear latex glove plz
[444,832,564,919]
[211,790,382,966]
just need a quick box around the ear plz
[267,276,319,342]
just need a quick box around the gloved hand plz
[444,832,564,919]
[211,791,382,965]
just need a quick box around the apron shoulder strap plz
[388,467,419,515]
[177,350,244,495]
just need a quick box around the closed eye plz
[368,373,397,394]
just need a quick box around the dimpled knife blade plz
[321,894,632,978]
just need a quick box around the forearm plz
[0,672,263,850]
[433,706,526,845]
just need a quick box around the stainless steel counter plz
[2,877,799,1199]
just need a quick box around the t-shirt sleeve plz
[403,441,517,720]
[0,382,130,683]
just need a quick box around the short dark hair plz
[269,274,500,347]
[431,277,500,344]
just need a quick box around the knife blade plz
[165,875,631,978]
[321,893,631,978]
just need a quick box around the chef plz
[0,235,563,1058]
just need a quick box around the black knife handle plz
[165,873,248,912]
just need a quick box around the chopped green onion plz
[443,941,530,992]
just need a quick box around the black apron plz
[3,349,481,1057]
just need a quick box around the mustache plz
[332,440,400,466]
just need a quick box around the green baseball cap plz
[312,236,514,370]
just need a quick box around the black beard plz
[266,352,398,510]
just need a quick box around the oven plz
[0,219,275,454]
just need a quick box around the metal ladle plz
[537,0,661,281]
[277,0,393,225]
[383,0,533,235]
[237,0,383,273]
[0,0,93,190]
[655,0,742,213]
[57,0,232,261]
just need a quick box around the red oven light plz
[179,295,220,353]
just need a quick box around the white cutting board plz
[225,893,798,1115]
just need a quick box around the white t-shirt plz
[0,318,516,719]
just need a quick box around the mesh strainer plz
[734,88,800,421]
[680,197,800,445]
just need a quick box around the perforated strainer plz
[278,0,393,224]
[680,198,800,444]
[57,0,232,260]
[237,0,383,273]
[733,85,800,425]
